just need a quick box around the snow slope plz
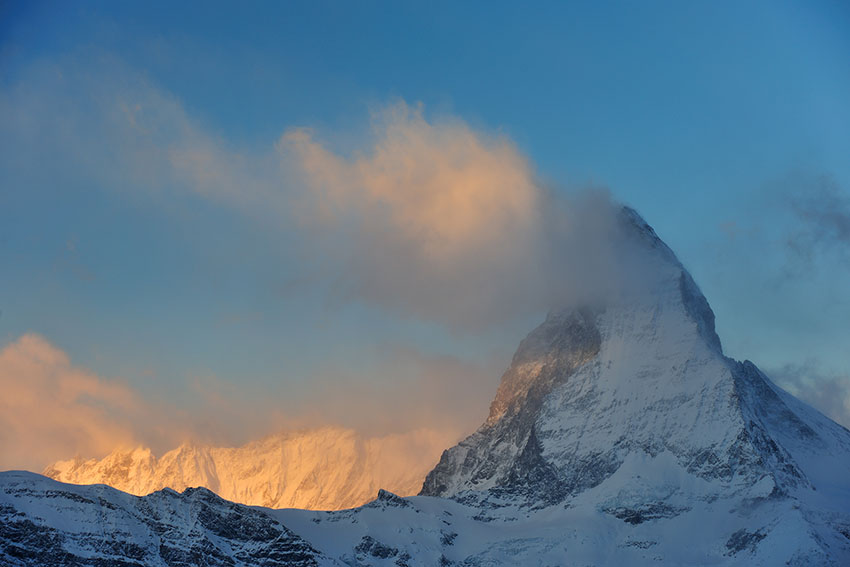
[43,427,447,511]
[0,471,338,567]
[3,469,848,566]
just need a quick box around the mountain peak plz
[421,212,845,512]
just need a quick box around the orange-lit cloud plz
[2,57,623,331]
[0,334,246,471]
[0,57,624,470]
[0,333,496,473]
[278,103,545,329]
[0,334,145,471]
[278,103,623,330]
[0,334,469,508]
[283,103,539,262]
[280,345,505,439]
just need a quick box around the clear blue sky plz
[2,1,849,434]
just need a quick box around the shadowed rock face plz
[420,307,602,502]
[486,308,603,427]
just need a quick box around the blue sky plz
[2,0,850,451]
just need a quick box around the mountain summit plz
[422,207,850,512]
[3,207,849,565]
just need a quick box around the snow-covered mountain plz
[0,471,335,567]
[3,207,849,565]
[422,208,850,511]
[43,426,448,511]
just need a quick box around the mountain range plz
[2,207,849,565]
[42,427,447,511]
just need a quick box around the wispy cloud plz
[284,344,504,438]
[785,174,850,268]
[767,361,850,429]
[2,55,625,331]
[710,172,850,284]
[704,172,850,429]
[280,102,624,329]
[0,334,176,471]
[0,333,490,471]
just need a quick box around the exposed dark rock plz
[0,480,323,567]
[355,535,398,558]
[604,503,689,525]
[725,529,767,555]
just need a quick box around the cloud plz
[282,344,505,438]
[176,343,506,446]
[709,173,850,285]
[279,103,541,328]
[2,56,625,332]
[785,174,850,268]
[0,333,290,472]
[0,333,466,507]
[0,334,161,471]
[698,172,850,438]
[0,55,634,469]
[0,333,489,472]
[767,361,850,429]
[280,102,625,329]
[282,103,540,263]
[0,55,279,217]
